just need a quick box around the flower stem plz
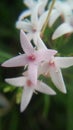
[41,0,56,36]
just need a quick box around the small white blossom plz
[23,0,48,15]
[48,0,72,27]
[52,15,73,39]
[39,56,73,93]
[2,30,57,85]
[16,3,49,49]
[5,76,56,112]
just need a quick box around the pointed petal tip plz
[20,29,24,35]
[50,50,58,55]
[5,79,8,82]
[51,91,56,95]
[20,106,25,112]
[54,50,58,55]
[1,62,9,67]
[58,85,67,94]
[61,88,67,94]
[52,34,57,40]
[52,23,73,40]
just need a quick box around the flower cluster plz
[2,0,73,112]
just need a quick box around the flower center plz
[32,28,37,32]
[49,60,54,66]
[26,80,32,87]
[28,54,36,61]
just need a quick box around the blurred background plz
[0,0,73,130]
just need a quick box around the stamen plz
[26,80,32,87]
[28,54,36,61]
[49,60,54,66]
[32,28,37,32]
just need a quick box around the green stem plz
[41,0,56,36]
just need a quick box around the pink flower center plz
[26,80,32,87]
[49,60,55,66]
[28,54,36,61]
[32,28,37,32]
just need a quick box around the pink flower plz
[5,76,56,112]
[39,56,73,93]
[2,30,57,85]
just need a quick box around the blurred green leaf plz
[0,50,12,62]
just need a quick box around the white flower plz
[18,0,48,21]
[23,0,48,15]
[39,56,73,93]
[48,0,72,27]
[52,15,73,39]
[2,30,57,85]
[5,76,56,112]
[16,3,48,49]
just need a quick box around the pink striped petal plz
[2,54,28,67]
[28,64,38,85]
[20,30,34,55]
[36,81,56,95]
[20,87,33,112]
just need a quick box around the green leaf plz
[0,50,12,62]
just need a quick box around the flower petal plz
[23,0,36,8]
[16,21,32,32]
[38,10,48,30]
[55,57,73,68]
[32,33,46,49]
[37,34,47,49]
[38,62,49,75]
[18,10,31,21]
[49,64,66,93]
[36,49,57,63]
[20,87,33,112]
[5,77,26,87]
[2,54,28,67]
[38,0,48,15]
[49,9,60,27]
[33,33,38,46]
[27,32,33,41]
[36,81,56,95]
[28,64,38,85]
[52,23,73,40]
[31,3,41,26]
[20,30,34,55]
